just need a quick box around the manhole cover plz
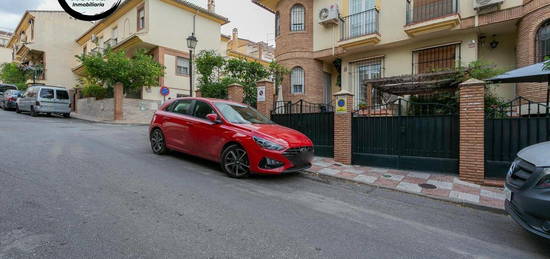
[418,183,437,189]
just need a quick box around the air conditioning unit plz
[319,4,339,25]
[474,0,503,10]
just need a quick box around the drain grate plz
[418,183,437,189]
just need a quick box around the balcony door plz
[349,0,376,38]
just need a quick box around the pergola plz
[364,71,461,96]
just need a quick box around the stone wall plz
[76,98,161,123]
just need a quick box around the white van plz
[16,85,71,117]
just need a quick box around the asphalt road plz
[0,110,549,259]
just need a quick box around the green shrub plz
[82,84,108,100]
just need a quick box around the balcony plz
[404,0,460,36]
[339,9,380,49]
[104,38,118,49]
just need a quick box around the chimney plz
[257,43,263,60]
[231,28,239,50]
[208,0,215,13]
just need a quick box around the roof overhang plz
[7,12,34,48]
[252,0,279,13]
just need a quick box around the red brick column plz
[459,79,486,184]
[195,89,202,98]
[227,83,245,104]
[333,90,354,165]
[114,82,124,121]
[256,80,274,118]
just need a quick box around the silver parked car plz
[505,141,550,239]
[16,85,71,117]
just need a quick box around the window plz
[137,7,145,31]
[176,57,190,76]
[351,58,383,107]
[111,27,118,44]
[413,44,459,74]
[215,102,272,124]
[193,101,215,119]
[83,46,87,56]
[291,67,305,94]
[56,90,69,100]
[290,4,305,31]
[536,20,550,62]
[40,89,54,99]
[275,12,281,36]
[167,99,192,115]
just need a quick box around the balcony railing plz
[340,9,379,41]
[104,38,118,49]
[406,0,458,25]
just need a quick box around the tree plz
[268,61,289,96]
[77,49,165,93]
[195,50,277,106]
[0,63,30,90]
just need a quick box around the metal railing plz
[354,98,457,117]
[406,0,458,25]
[272,100,334,115]
[340,9,379,41]
[104,38,118,49]
[412,44,460,74]
[486,96,550,119]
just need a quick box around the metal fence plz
[272,100,334,115]
[485,97,550,178]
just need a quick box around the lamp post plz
[186,33,198,97]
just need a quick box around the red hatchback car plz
[149,98,314,178]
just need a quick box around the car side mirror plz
[206,114,221,124]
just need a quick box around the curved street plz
[0,110,549,258]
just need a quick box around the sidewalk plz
[308,157,506,210]
[71,113,149,126]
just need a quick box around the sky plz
[0,0,275,44]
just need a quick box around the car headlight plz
[537,169,550,189]
[253,136,285,151]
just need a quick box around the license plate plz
[504,187,512,201]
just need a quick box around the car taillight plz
[35,101,40,106]
[8,97,16,102]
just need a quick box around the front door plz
[163,99,193,151]
[323,72,332,105]
[188,101,223,161]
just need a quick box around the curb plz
[302,170,506,215]
[71,113,149,126]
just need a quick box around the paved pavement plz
[309,158,506,210]
[0,110,549,258]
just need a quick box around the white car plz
[16,85,71,117]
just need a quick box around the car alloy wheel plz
[150,129,167,155]
[222,145,250,178]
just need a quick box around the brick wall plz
[256,80,275,117]
[333,92,354,165]
[516,3,550,102]
[275,0,326,105]
[458,79,486,184]
[227,83,244,103]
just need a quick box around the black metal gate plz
[271,100,334,157]
[352,99,459,174]
[485,97,550,178]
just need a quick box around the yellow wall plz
[340,32,478,92]
[0,47,11,65]
[479,32,517,101]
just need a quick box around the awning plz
[364,71,460,95]
[487,61,550,83]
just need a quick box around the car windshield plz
[215,102,273,124]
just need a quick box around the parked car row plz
[0,84,72,118]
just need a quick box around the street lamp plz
[186,33,198,97]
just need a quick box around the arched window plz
[291,67,305,94]
[290,4,305,32]
[275,12,281,36]
[536,20,550,62]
